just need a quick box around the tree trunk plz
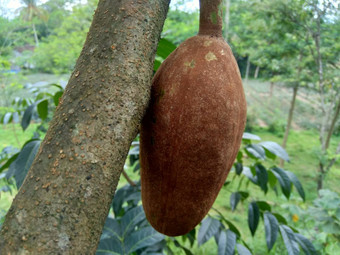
[324,99,340,150]
[269,81,274,97]
[280,85,298,167]
[224,0,230,41]
[317,163,324,191]
[32,23,39,47]
[254,65,259,78]
[245,56,250,83]
[0,0,170,254]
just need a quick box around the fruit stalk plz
[199,0,223,37]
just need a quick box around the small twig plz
[122,170,136,186]
[11,122,21,147]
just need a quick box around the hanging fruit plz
[140,0,247,236]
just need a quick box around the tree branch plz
[0,0,170,253]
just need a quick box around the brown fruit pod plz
[140,0,247,236]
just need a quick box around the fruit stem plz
[198,0,223,37]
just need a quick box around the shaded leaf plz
[218,230,236,255]
[242,132,261,140]
[248,202,260,236]
[124,227,164,253]
[96,238,122,255]
[121,206,145,236]
[286,171,305,201]
[279,225,300,255]
[271,167,291,199]
[264,212,279,251]
[294,233,317,255]
[101,217,121,240]
[198,217,221,246]
[236,244,252,255]
[6,140,41,188]
[21,103,36,131]
[230,192,242,211]
[234,162,243,175]
[255,164,268,193]
[245,144,266,160]
[259,141,289,162]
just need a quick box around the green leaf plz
[6,140,41,188]
[153,59,162,72]
[259,141,290,162]
[279,225,300,255]
[156,38,176,59]
[21,104,36,131]
[248,202,260,236]
[0,152,19,173]
[242,167,257,183]
[225,230,236,255]
[286,171,305,201]
[37,99,49,120]
[264,212,279,251]
[270,167,291,199]
[268,170,277,188]
[53,91,63,106]
[245,144,266,160]
[242,132,261,140]
[218,230,236,255]
[255,164,268,193]
[256,201,271,212]
[236,244,252,255]
[198,217,221,246]
[2,112,12,124]
[230,192,242,211]
[124,227,164,253]
[294,233,317,255]
[217,230,236,255]
[222,219,241,238]
[272,213,288,225]
[173,239,194,255]
[185,228,196,247]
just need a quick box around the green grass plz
[0,123,39,151]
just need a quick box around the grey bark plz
[32,23,39,47]
[224,0,230,41]
[245,56,250,83]
[0,0,170,254]
[269,81,274,97]
[280,85,298,167]
[254,65,259,79]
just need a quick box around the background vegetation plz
[0,0,339,254]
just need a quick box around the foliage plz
[283,189,340,255]
[32,2,96,73]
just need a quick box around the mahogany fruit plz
[140,0,247,236]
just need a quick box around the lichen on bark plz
[0,0,170,253]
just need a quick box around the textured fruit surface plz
[140,35,247,236]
